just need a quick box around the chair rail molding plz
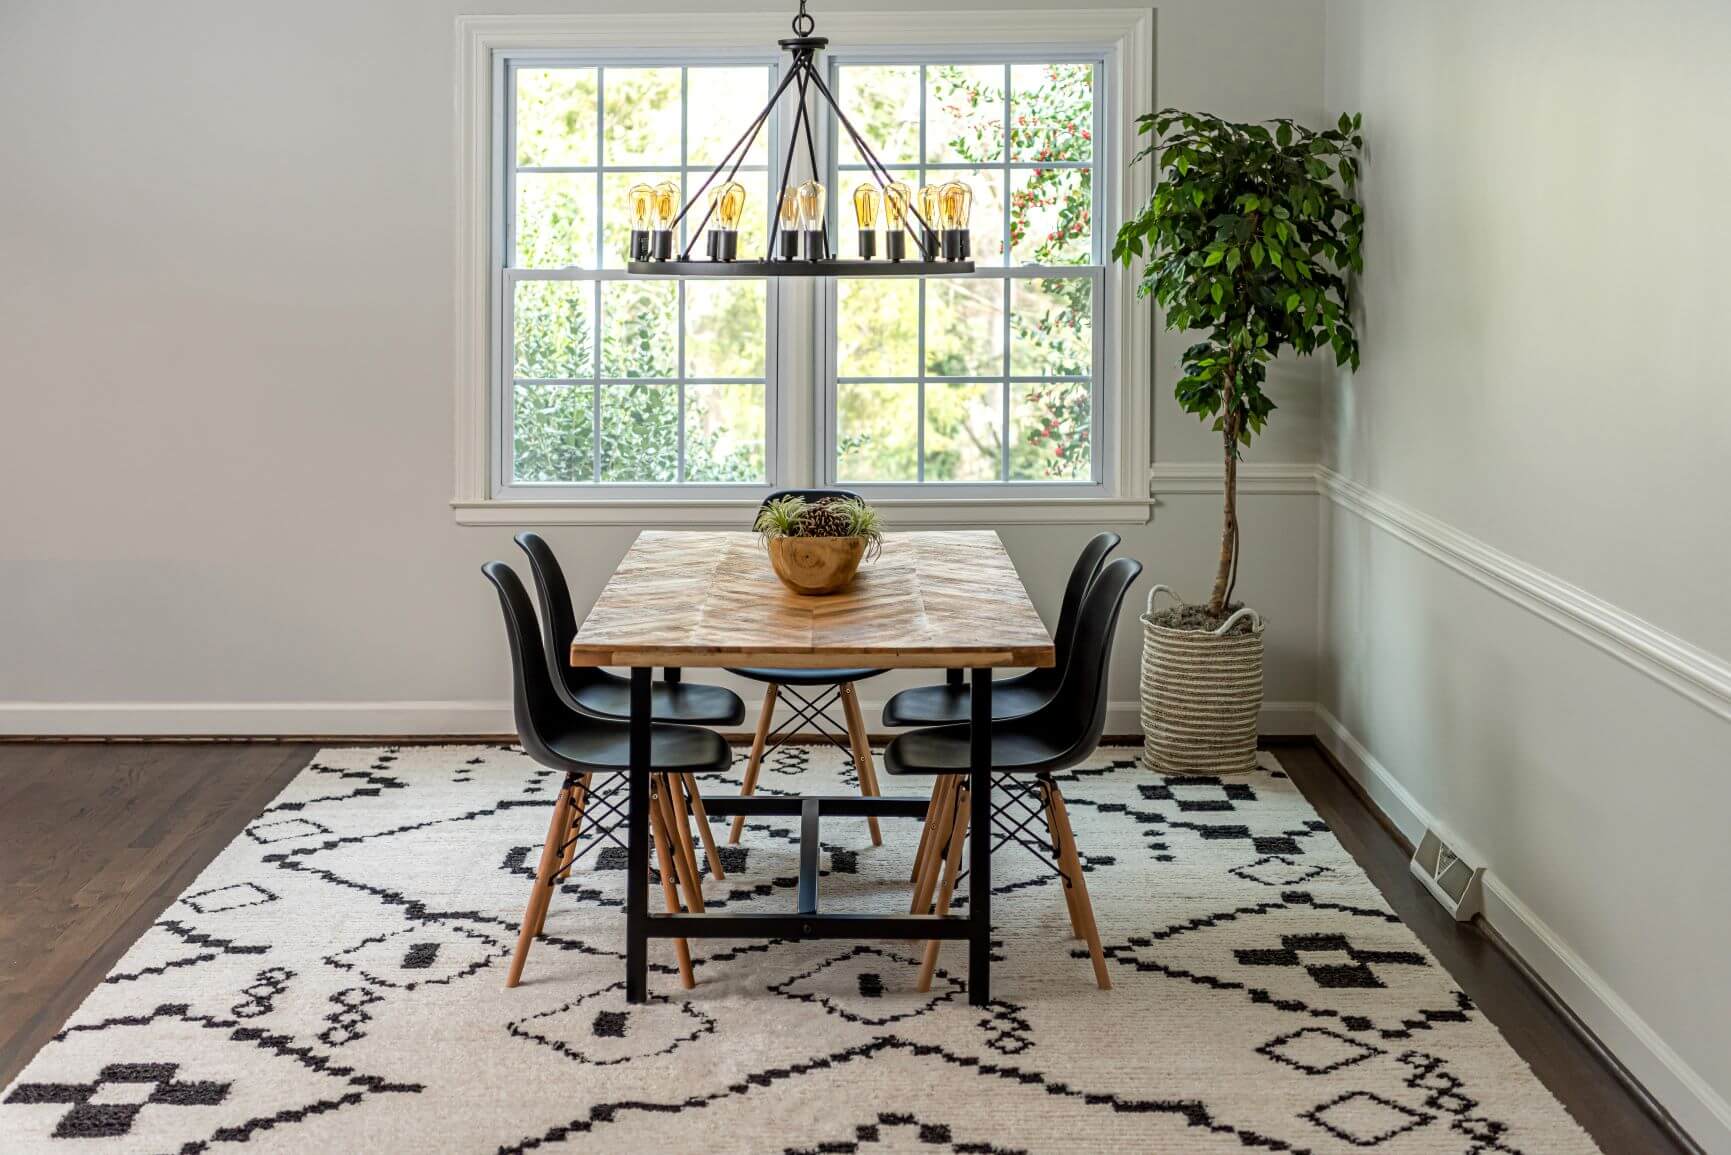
[1319,466,1731,723]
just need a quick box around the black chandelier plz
[625,1,974,277]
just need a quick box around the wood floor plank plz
[0,742,315,1088]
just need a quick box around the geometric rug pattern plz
[0,745,1599,1152]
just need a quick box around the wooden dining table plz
[571,528,1054,1006]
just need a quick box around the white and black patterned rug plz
[1,745,1598,1153]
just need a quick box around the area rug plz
[0,744,1598,1153]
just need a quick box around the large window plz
[826,62,1101,488]
[462,12,1151,521]
[505,64,775,487]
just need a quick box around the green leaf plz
[1211,282,1224,304]
[1276,122,1292,148]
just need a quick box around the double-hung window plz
[457,11,1152,523]
[504,64,777,491]
[825,61,1103,491]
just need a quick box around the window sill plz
[451,495,1153,527]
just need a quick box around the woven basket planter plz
[1139,585,1264,775]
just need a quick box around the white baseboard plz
[1,698,1319,740]
[1314,704,1729,1154]
[0,701,515,737]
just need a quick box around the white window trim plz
[452,9,1154,526]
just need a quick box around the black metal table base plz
[624,666,994,1006]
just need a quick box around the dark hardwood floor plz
[0,739,1696,1153]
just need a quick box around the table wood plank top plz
[571,530,1054,669]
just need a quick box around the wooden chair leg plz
[916,784,972,993]
[506,780,575,988]
[1050,785,1111,990]
[729,684,779,844]
[563,773,594,873]
[839,682,883,846]
[681,772,726,880]
[647,778,695,989]
[657,775,707,915]
[910,776,960,915]
[536,775,598,936]
[1042,778,1084,939]
[909,778,945,882]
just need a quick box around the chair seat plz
[727,667,886,687]
[881,678,1052,727]
[882,723,1079,777]
[543,720,733,776]
[568,677,746,727]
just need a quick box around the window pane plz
[837,382,917,481]
[600,281,676,378]
[686,382,766,482]
[514,280,594,379]
[599,382,678,481]
[602,67,681,166]
[1010,167,1090,265]
[1011,278,1092,377]
[1010,380,1090,481]
[925,278,1004,377]
[686,280,766,378]
[838,65,920,167]
[838,279,917,378]
[516,68,597,167]
[953,166,1006,267]
[924,381,1002,481]
[688,67,771,166]
[515,173,596,268]
[602,171,682,268]
[514,383,594,482]
[1010,63,1093,162]
[926,64,1004,164]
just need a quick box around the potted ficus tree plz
[1114,109,1364,773]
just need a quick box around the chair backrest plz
[482,560,574,769]
[514,531,605,704]
[1047,532,1121,676]
[759,488,862,509]
[1027,556,1142,766]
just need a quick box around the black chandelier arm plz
[804,65,940,255]
[669,57,805,255]
[764,52,816,261]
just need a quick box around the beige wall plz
[0,0,1327,732]
[1322,1,1731,1147]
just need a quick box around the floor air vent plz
[1410,828,1485,921]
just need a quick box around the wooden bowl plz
[767,535,868,596]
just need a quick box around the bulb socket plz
[885,231,907,262]
[921,226,940,259]
[708,230,738,262]
[857,230,877,260]
[778,230,800,260]
[629,229,651,262]
[942,228,969,261]
[801,228,829,261]
[651,230,674,260]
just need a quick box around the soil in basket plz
[1149,603,1257,636]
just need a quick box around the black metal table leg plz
[969,667,992,1006]
[626,667,651,1003]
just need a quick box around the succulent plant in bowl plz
[754,496,884,595]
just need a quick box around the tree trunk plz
[1208,368,1240,616]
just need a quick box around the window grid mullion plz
[591,279,602,482]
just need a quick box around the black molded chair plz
[515,531,747,728]
[883,555,1142,992]
[727,489,887,846]
[516,531,742,880]
[484,561,732,992]
[882,531,1120,727]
